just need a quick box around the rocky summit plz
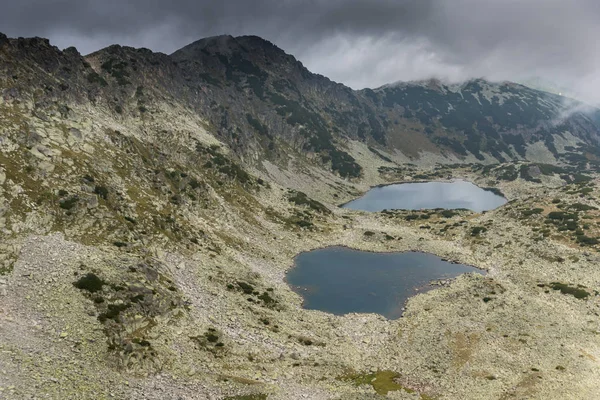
[1,33,600,399]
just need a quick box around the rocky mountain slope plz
[4,33,600,182]
[2,33,600,399]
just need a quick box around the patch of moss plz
[549,282,590,299]
[257,291,277,307]
[246,114,270,137]
[237,281,254,295]
[471,226,487,236]
[94,185,109,200]
[59,196,79,210]
[205,332,220,343]
[191,328,226,353]
[440,210,458,218]
[519,165,542,183]
[547,211,577,220]
[368,146,392,162]
[568,203,597,211]
[223,395,267,400]
[522,208,544,216]
[576,235,599,245]
[98,303,131,323]
[288,191,330,214]
[73,273,106,293]
[86,72,107,87]
[339,370,415,396]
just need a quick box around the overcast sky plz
[2,0,600,102]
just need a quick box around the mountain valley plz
[1,33,600,399]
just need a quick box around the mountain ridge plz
[3,31,600,181]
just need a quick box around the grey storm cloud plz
[3,0,600,103]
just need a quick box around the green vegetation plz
[568,203,597,212]
[72,263,186,370]
[269,92,361,178]
[288,191,330,214]
[547,211,577,221]
[223,395,267,400]
[576,235,599,245]
[197,144,254,185]
[471,226,487,236]
[368,146,392,163]
[228,281,279,309]
[94,185,109,200]
[59,196,79,210]
[549,282,590,299]
[561,173,593,184]
[101,58,131,85]
[381,80,569,161]
[338,370,429,397]
[496,165,518,181]
[236,281,254,295]
[440,210,459,218]
[246,114,270,138]
[204,328,220,344]
[73,273,106,293]
[86,72,107,87]
[98,303,131,323]
[257,291,277,307]
[218,163,252,184]
[284,214,315,230]
[522,208,544,217]
[519,165,542,183]
[191,328,225,353]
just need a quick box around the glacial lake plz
[286,247,484,319]
[342,180,506,212]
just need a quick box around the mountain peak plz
[170,34,235,55]
[172,34,278,52]
[171,34,288,63]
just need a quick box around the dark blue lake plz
[342,180,506,212]
[287,247,484,319]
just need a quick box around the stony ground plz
[2,161,600,399]
[1,77,600,399]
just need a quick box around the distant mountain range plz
[2,32,600,180]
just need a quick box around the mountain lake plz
[287,246,484,319]
[342,180,507,212]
